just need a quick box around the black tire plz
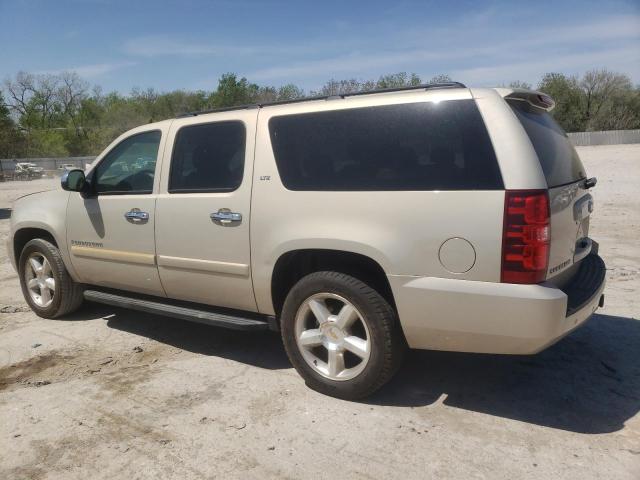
[280,271,405,400]
[18,238,84,318]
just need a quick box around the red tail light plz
[501,190,550,284]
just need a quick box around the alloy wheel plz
[294,293,371,381]
[24,253,55,308]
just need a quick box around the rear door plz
[509,100,591,283]
[155,111,258,311]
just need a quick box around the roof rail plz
[176,81,467,118]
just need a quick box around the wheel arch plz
[13,227,59,266]
[270,248,396,317]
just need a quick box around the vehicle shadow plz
[368,313,640,434]
[66,303,291,370]
[0,208,12,220]
[66,305,639,433]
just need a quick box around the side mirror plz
[584,177,597,189]
[61,169,87,193]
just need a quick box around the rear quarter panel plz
[471,88,547,190]
[475,89,592,282]
[251,90,506,315]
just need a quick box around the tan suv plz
[7,83,606,399]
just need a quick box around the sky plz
[1,0,639,94]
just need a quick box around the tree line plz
[1,69,638,159]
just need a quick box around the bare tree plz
[580,69,633,130]
[376,72,421,88]
[311,78,360,96]
[59,72,88,117]
[58,71,89,134]
[428,74,452,84]
[3,72,68,128]
[277,84,304,100]
[254,86,278,103]
[33,74,60,128]
[507,80,532,89]
[312,73,422,96]
[3,71,36,117]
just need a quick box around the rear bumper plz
[389,253,606,354]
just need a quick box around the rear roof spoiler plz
[500,88,555,112]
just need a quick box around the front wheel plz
[280,271,405,400]
[18,238,84,318]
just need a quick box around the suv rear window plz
[268,100,503,191]
[509,100,586,188]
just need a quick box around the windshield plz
[509,100,586,188]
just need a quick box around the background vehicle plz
[7,83,606,399]
[14,162,45,180]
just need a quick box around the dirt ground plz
[0,145,639,480]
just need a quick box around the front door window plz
[94,130,161,194]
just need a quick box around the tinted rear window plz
[268,100,503,191]
[509,100,586,188]
[169,121,245,193]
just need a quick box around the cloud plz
[32,9,638,91]
[123,36,258,57]
[449,46,640,86]
[122,35,316,58]
[542,15,640,44]
[36,61,137,78]
[245,13,640,86]
[73,62,137,78]
[246,50,452,81]
[401,12,640,48]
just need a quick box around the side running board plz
[84,290,273,331]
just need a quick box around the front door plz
[155,111,257,311]
[66,128,167,296]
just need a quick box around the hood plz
[13,187,58,203]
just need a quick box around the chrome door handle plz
[124,208,150,223]
[210,209,242,225]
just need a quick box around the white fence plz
[568,130,640,146]
[0,156,95,175]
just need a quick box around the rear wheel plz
[19,238,84,318]
[281,271,405,399]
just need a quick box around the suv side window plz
[269,100,503,191]
[94,130,161,194]
[169,121,245,193]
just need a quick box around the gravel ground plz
[0,145,639,479]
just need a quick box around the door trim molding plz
[157,255,249,276]
[70,245,156,265]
